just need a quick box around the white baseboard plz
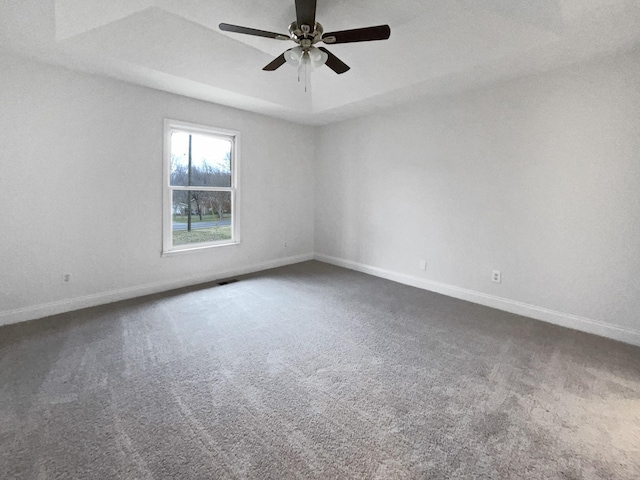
[314,253,640,347]
[4,252,639,348]
[0,253,314,327]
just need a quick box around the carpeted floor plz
[1,261,639,479]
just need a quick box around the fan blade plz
[318,47,350,74]
[219,23,290,40]
[262,51,290,71]
[323,25,391,44]
[295,0,317,28]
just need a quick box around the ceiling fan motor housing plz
[289,21,324,47]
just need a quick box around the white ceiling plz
[2,0,640,125]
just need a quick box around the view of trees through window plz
[170,131,234,246]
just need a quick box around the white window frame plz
[162,118,240,256]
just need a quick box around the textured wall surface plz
[315,49,640,341]
[2,47,640,344]
[0,51,315,323]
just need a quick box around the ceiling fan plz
[219,0,391,75]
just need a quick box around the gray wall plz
[315,50,640,344]
[2,48,639,345]
[0,51,315,324]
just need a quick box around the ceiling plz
[2,0,640,125]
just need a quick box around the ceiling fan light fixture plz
[284,46,304,66]
[285,46,327,70]
[308,47,328,68]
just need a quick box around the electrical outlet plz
[419,259,427,271]
[283,241,288,248]
[62,273,72,284]
[492,270,501,284]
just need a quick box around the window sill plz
[161,240,240,257]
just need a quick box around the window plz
[163,119,240,254]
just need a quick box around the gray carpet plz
[1,261,639,479]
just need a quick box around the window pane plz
[170,131,232,187]
[172,190,232,246]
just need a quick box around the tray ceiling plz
[2,0,639,124]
